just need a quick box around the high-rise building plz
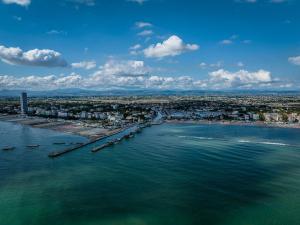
[20,92,28,115]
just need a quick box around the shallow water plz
[1,121,300,225]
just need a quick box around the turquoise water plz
[1,121,300,225]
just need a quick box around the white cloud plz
[135,21,152,28]
[210,61,223,68]
[2,0,30,6]
[138,30,153,36]
[71,61,96,70]
[130,44,142,50]
[199,62,207,69]
[47,30,67,35]
[0,45,68,67]
[0,74,83,90]
[0,59,283,91]
[208,69,272,88]
[288,56,300,65]
[0,54,289,90]
[94,60,150,77]
[127,0,147,5]
[199,61,223,69]
[237,62,244,67]
[219,39,233,45]
[144,35,199,58]
[129,44,142,55]
[235,0,257,3]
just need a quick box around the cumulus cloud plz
[288,56,300,65]
[0,45,68,67]
[0,62,285,91]
[71,61,96,70]
[144,35,199,58]
[94,60,149,77]
[0,73,83,90]
[2,0,30,6]
[208,69,272,88]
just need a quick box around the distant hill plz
[0,88,299,97]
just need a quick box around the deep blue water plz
[1,121,300,225]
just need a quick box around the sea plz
[0,121,300,225]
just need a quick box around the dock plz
[48,127,128,158]
[48,124,148,158]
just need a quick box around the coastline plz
[0,114,123,140]
[165,119,300,129]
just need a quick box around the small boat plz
[2,146,15,151]
[26,144,40,148]
[108,141,114,146]
[53,142,66,145]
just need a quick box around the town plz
[1,92,300,130]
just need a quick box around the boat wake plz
[179,136,290,147]
[238,139,289,146]
[178,136,214,140]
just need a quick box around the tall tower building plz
[20,92,28,115]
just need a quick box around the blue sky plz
[0,0,299,90]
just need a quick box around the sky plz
[0,0,299,91]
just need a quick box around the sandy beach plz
[0,114,121,139]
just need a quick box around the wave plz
[178,136,214,140]
[179,136,290,147]
[258,141,288,146]
[237,140,251,143]
[237,139,289,146]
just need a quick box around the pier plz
[48,126,136,158]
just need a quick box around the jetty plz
[48,127,127,158]
[48,124,148,158]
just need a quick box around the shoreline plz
[165,119,300,129]
[0,114,124,140]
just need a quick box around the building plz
[20,92,28,115]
